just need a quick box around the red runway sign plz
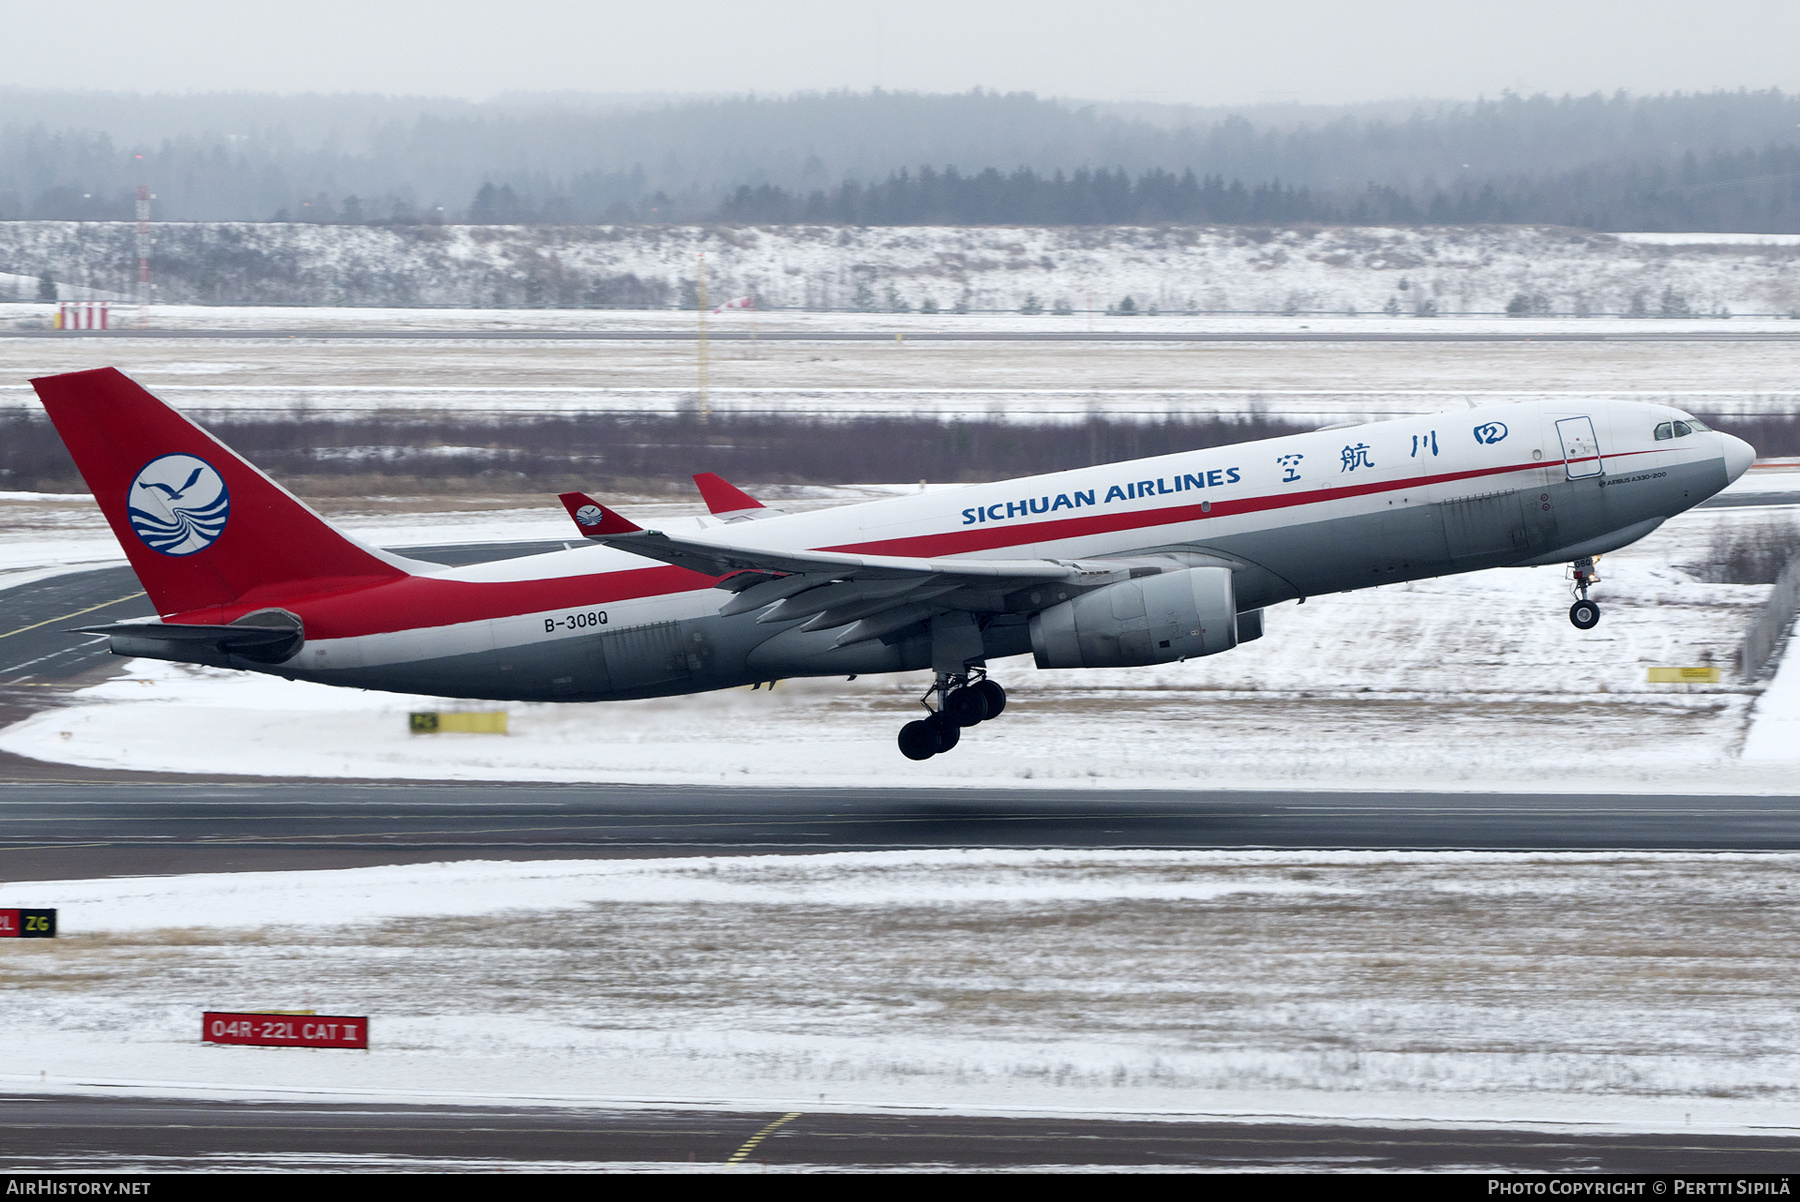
[203,1012,368,1049]
[0,909,56,938]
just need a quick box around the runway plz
[4,783,1800,880]
[4,1095,1796,1171]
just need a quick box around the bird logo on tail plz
[126,454,231,556]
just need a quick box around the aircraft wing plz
[602,527,1074,583]
[557,491,1109,647]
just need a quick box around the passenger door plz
[1556,416,1604,479]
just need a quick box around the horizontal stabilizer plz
[75,621,303,664]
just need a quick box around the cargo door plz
[1556,416,1604,479]
[597,620,691,691]
[1441,490,1530,566]
[1375,504,1451,577]
[547,634,608,698]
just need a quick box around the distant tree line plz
[715,151,1800,231]
[4,87,1800,232]
[719,168,1320,225]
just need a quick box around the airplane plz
[34,367,1754,761]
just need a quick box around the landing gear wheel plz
[927,711,961,752]
[944,687,990,727]
[903,671,1006,759]
[1569,599,1601,630]
[973,679,1006,719]
[898,719,940,760]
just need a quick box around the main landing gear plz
[1568,556,1602,630]
[898,671,1007,760]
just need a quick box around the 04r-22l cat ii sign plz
[35,368,1751,761]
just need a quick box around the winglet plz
[557,491,642,537]
[692,472,766,516]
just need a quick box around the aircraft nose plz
[1721,433,1756,483]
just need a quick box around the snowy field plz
[3,483,1796,791]
[1743,616,1800,762]
[6,304,1800,337]
[4,222,1800,316]
[4,307,1800,428]
[5,849,1800,1132]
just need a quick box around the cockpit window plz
[1672,420,1693,438]
[1654,422,1674,441]
[1686,417,1711,432]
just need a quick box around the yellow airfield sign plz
[1646,667,1721,684]
[410,711,509,734]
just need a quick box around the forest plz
[716,152,1800,232]
[3,87,1799,231]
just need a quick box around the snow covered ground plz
[1617,233,1800,248]
[5,304,1799,337]
[4,308,1798,428]
[1743,617,1800,762]
[2,487,1794,791]
[5,849,1800,1132]
[4,222,1800,316]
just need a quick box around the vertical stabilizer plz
[32,367,410,616]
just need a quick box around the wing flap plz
[830,603,944,648]
[800,583,964,631]
[757,577,921,625]
[718,572,816,615]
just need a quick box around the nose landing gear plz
[1568,556,1601,630]
[897,671,1008,760]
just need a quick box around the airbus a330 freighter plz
[37,367,1753,760]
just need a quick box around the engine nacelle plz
[1029,566,1242,669]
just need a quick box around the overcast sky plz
[6,0,1799,106]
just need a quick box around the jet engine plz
[1029,566,1249,668]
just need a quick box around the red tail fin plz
[692,472,766,516]
[32,367,409,617]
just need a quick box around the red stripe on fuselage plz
[845,446,1670,559]
[187,564,717,639]
[827,455,1558,558]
